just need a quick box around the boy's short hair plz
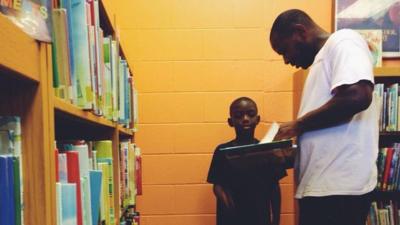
[230,97,258,113]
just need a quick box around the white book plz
[260,122,280,144]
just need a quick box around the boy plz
[207,97,287,225]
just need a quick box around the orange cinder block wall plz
[115,1,333,224]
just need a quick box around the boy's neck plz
[235,133,255,145]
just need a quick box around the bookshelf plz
[0,2,136,225]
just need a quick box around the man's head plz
[270,9,326,69]
[228,97,260,136]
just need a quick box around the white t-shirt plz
[295,29,379,199]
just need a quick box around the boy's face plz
[228,100,260,133]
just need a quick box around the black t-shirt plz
[207,139,287,225]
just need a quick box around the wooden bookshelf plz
[374,67,400,77]
[0,15,41,83]
[54,97,115,128]
[0,2,135,225]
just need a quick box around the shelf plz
[0,14,40,83]
[118,125,134,138]
[380,132,400,136]
[54,97,114,128]
[374,67,400,77]
[371,190,400,200]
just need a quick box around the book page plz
[260,122,280,144]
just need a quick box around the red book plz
[135,151,142,195]
[66,151,83,225]
[382,147,394,191]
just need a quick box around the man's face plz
[229,100,260,133]
[271,32,315,69]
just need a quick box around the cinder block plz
[136,124,175,154]
[116,0,172,29]
[139,93,205,123]
[203,29,267,60]
[173,123,234,154]
[174,184,216,214]
[281,184,295,213]
[142,154,212,184]
[136,185,175,214]
[141,215,216,225]
[263,92,293,122]
[133,62,174,93]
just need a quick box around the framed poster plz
[335,0,400,58]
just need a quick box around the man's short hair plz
[270,9,315,39]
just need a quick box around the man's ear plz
[228,118,234,127]
[292,23,307,40]
[256,115,260,125]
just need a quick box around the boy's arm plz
[270,182,281,225]
[213,184,235,209]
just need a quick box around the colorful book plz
[0,155,15,225]
[66,151,83,225]
[61,183,78,225]
[89,170,102,225]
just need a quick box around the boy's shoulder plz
[214,140,236,152]
[214,138,259,152]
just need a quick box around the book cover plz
[66,151,83,225]
[13,157,21,225]
[89,170,102,225]
[382,147,394,191]
[61,183,78,225]
[0,155,15,225]
[70,0,92,109]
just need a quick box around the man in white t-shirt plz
[269,9,378,225]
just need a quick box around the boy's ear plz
[228,118,234,127]
[256,115,260,125]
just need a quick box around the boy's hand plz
[275,120,302,140]
[221,192,235,209]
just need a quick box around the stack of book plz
[374,83,400,132]
[51,0,138,130]
[0,116,23,225]
[367,201,399,225]
[55,139,141,225]
[377,144,400,192]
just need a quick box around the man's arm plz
[213,184,235,209]
[275,80,373,140]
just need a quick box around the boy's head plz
[228,97,260,137]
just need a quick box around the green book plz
[13,157,21,225]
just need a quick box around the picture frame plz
[335,0,400,58]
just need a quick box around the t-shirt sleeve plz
[207,147,226,185]
[329,35,374,93]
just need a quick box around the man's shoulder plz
[329,29,365,47]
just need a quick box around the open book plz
[220,122,296,169]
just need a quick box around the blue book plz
[59,0,76,103]
[89,170,102,225]
[0,156,15,225]
[61,183,78,225]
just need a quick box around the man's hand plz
[275,120,302,140]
